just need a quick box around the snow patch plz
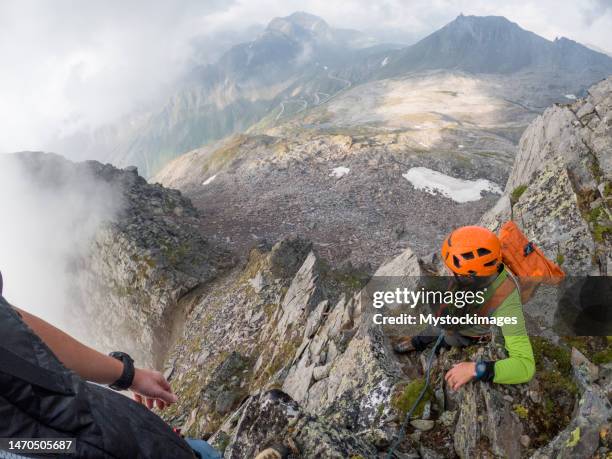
[202,174,217,185]
[330,166,350,178]
[402,167,502,203]
[381,56,389,67]
[564,94,577,100]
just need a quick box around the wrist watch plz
[109,352,135,391]
[475,361,487,381]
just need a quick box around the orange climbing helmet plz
[441,226,502,276]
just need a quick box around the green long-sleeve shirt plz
[484,268,535,384]
[491,283,535,384]
[456,268,535,384]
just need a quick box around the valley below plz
[154,71,531,268]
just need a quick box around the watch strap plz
[109,352,135,391]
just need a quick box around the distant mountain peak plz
[453,13,511,22]
[266,11,331,41]
[285,11,327,27]
[262,11,375,50]
[445,14,522,35]
[379,13,612,75]
[58,12,612,178]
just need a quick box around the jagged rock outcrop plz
[419,333,612,459]
[481,76,612,275]
[161,237,324,437]
[162,237,416,455]
[530,350,611,459]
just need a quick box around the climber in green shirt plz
[394,226,535,390]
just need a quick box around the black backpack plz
[0,275,194,459]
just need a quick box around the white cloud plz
[0,0,609,155]
[0,155,120,327]
[0,0,236,152]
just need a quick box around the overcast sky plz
[0,0,610,154]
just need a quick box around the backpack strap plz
[504,269,524,299]
[0,346,74,395]
[479,276,518,317]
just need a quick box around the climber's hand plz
[445,362,476,391]
[130,368,178,410]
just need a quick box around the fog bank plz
[0,153,120,328]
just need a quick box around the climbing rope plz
[385,334,444,459]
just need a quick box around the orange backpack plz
[498,221,565,303]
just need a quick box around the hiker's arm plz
[446,292,535,389]
[491,296,536,384]
[494,335,535,384]
[14,306,177,407]
[16,306,124,383]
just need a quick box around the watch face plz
[476,362,486,377]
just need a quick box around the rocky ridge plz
[75,163,233,367]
